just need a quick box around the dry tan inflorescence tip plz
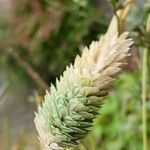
[34,15,133,150]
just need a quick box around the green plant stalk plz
[142,47,148,150]
[142,13,150,150]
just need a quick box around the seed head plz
[34,16,133,150]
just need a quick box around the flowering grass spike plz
[34,16,133,150]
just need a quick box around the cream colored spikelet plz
[34,15,133,150]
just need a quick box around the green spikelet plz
[34,16,133,150]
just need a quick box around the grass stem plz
[142,13,150,150]
[142,47,148,150]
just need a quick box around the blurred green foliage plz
[0,0,150,149]
[0,0,107,90]
[83,72,150,150]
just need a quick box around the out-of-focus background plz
[0,0,149,150]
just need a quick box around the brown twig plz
[7,49,49,90]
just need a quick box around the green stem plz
[142,47,148,150]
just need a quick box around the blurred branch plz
[0,82,9,107]
[0,82,9,99]
[10,49,49,90]
[6,49,49,90]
